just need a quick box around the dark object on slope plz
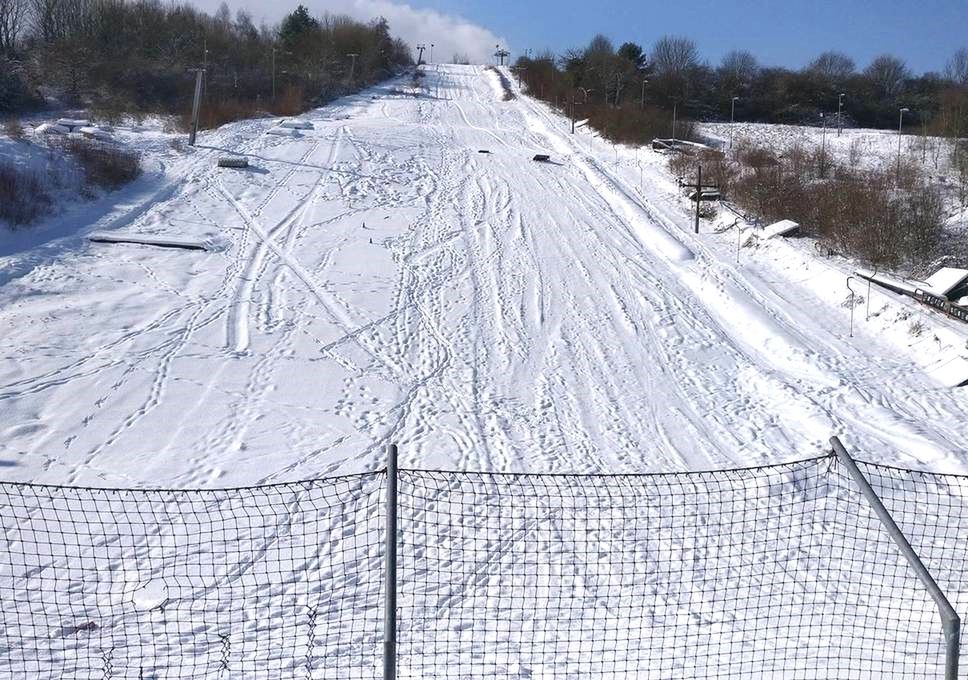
[218,157,249,168]
[478,149,491,154]
[532,154,551,162]
[88,233,209,251]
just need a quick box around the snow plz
[55,118,91,129]
[278,119,314,130]
[265,126,301,137]
[925,354,968,388]
[33,123,69,135]
[77,125,112,140]
[1,65,967,491]
[762,219,799,239]
[2,64,968,680]
[131,580,168,611]
[924,267,968,298]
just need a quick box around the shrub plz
[90,97,133,126]
[0,161,51,226]
[57,138,142,189]
[723,139,945,269]
[269,84,306,117]
[3,117,25,140]
[175,98,269,133]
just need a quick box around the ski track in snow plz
[1,65,967,489]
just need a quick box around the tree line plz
[0,1,413,124]
[513,35,968,138]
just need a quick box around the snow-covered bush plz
[55,138,141,190]
[0,161,51,226]
[724,139,944,268]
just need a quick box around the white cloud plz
[190,0,507,64]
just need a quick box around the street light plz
[430,43,434,64]
[640,79,648,109]
[730,96,739,150]
[837,93,845,136]
[820,112,828,176]
[897,107,909,182]
[672,100,678,142]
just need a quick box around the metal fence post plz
[384,444,398,680]
[831,436,961,679]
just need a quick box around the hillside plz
[1,65,967,488]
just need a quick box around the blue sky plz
[412,0,966,74]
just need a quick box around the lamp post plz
[672,100,678,142]
[837,92,845,135]
[897,107,909,183]
[430,43,434,64]
[640,79,648,109]
[730,96,739,149]
[820,112,827,176]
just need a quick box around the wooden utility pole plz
[347,53,359,83]
[688,163,720,235]
[694,164,702,234]
[188,68,205,146]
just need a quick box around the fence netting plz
[398,458,968,680]
[0,474,386,679]
[1,455,966,679]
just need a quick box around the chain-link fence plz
[1,445,965,678]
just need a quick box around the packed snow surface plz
[2,66,968,487]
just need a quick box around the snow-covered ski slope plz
[1,65,967,487]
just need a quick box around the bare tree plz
[946,47,968,86]
[808,51,855,81]
[651,35,699,77]
[0,0,29,53]
[864,54,909,99]
[719,50,758,86]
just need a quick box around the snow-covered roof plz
[925,354,968,388]
[763,219,799,238]
[924,268,968,297]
